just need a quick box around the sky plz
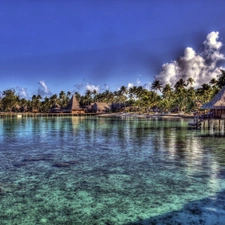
[0,0,225,98]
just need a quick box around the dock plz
[188,111,225,130]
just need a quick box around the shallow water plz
[0,116,225,225]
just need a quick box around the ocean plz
[0,116,225,225]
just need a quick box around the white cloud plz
[16,86,29,98]
[204,31,222,50]
[143,82,152,91]
[136,78,141,86]
[127,77,144,89]
[127,77,152,91]
[127,83,134,89]
[156,61,179,87]
[155,31,225,88]
[37,80,52,96]
[73,81,110,94]
[183,47,196,61]
[86,84,99,92]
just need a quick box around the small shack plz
[64,95,84,114]
[111,103,125,112]
[85,103,95,113]
[51,103,61,113]
[202,86,225,119]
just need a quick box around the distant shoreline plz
[0,112,194,119]
[97,112,194,118]
[0,112,96,118]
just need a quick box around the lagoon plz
[0,116,225,225]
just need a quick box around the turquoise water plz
[0,116,225,225]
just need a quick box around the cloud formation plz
[73,81,110,94]
[127,83,134,89]
[86,84,100,92]
[16,86,29,98]
[37,80,52,96]
[127,77,152,91]
[142,82,151,91]
[127,78,143,90]
[155,31,225,88]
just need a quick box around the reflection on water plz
[0,116,225,224]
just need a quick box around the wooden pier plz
[188,113,225,130]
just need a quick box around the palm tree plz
[136,86,144,98]
[186,87,197,112]
[41,97,51,112]
[128,86,136,100]
[159,99,171,113]
[92,89,98,103]
[1,89,18,112]
[129,86,144,112]
[85,90,92,106]
[161,84,174,112]
[186,77,195,87]
[59,91,66,108]
[197,84,212,103]
[128,86,137,111]
[31,94,42,112]
[102,90,114,104]
[119,86,128,95]
[64,91,71,104]
[118,86,128,111]
[19,98,28,112]
[174,78,186,91]
[140,90,160,113]
[173,79,188,112]
[49,94,58,106]
[67,91,72,98]
[151,80,162,93]
[162,84,173,98]
[217,69,225,88]
[59,91,66,99]
[74,91,81,102]
[209,78,217,87]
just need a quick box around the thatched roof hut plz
[92,102,111,113]
[202,86,225,109]
[51,103,61,113]
[202,86,225,118]
[64,95,84,113]
[111,103,125,112]
[85,103,95,112]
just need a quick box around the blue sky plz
[0,0,225,98]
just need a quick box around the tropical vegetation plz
[1,70,225,114]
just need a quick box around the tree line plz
[1,70,225,113]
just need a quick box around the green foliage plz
[0,70,224,113]
[1,89,18,112]
[217,69,225,89]
[151,80,162,92]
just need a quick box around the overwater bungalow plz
[202,85,225,119]
[188,86,225,128]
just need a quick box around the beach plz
[97,112,194,118]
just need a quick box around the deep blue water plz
[0,116,225,225]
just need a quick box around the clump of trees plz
[1,70,225,113]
